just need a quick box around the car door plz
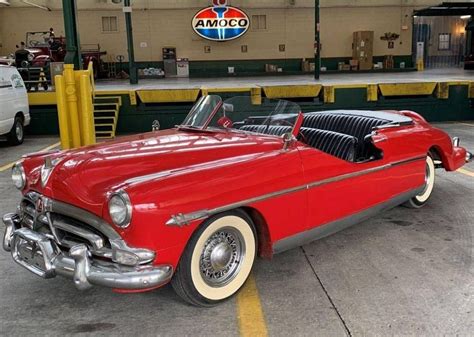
[0,68,15,135]
[298,134,426,232]
[10,68,28,116]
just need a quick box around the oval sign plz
[192,5,250,42]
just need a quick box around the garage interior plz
[0,0,473,336]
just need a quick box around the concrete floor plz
[0,124,473,336]
[95,68,474,91]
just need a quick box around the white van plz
[0,65,30,145]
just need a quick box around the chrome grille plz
[18,192,111,257]
[20,198,36,228]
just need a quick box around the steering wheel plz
[28,40,41,47]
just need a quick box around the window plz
[438,33,451,51]
[252,15,267,30]
[102,16,118,32]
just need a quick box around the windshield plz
[180,95,302,135]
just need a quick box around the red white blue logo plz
[192,0,250,42]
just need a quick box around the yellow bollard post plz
[79,74,96,146]
[417,59,424,71]
[63,64,82,148]
[55,75,72,149]
[251,87,262,105]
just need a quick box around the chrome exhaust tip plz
[466,151,473,163]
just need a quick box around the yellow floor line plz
[236,274,268,337]
[458,168,474,177]
[0,141,60,172]
[458,122,474,127]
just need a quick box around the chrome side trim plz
[166,155,427,227]
[373,121,413,130]
[273,187,424,254]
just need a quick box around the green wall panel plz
[114,55,414,78]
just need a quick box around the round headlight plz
[12,163,26,190]
[108,191,132,228]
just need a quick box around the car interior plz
[238,111,413,163]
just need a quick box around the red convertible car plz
[3,96,472,306]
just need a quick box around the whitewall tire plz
[171,210,257,307]
[404,155,436,209]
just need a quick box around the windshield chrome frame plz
[178,95,224,131]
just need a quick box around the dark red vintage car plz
[3,96,472,306]
[0,32,106,77]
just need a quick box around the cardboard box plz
[353,31,374,70]
[302,60,310,72]
[265,64,278,72]
[349,59,359,71]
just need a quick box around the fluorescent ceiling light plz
[21,0,51,11]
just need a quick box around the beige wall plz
[0,0,456,61]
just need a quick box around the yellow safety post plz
[55,62,97,149]
[324,86,335,103]
[367,84,378,102]
[74,72,84,144]
[251,87,262,105]
[417,59,424,71]
[88,62,95,98]
[63,64,81,148]
[55,75,72,149]
[79,74,96,145]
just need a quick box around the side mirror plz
[152,120,160,131]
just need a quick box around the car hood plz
[35,129,283,215]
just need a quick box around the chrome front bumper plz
[3,213,173,291]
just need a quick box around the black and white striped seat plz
[299,127,357,162]
[239,125,292,136]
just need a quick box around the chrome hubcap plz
[210,242,233,270]
[15,122,23,141]
[200,227,245,287]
